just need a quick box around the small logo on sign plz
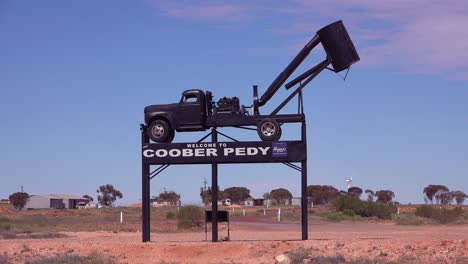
[272,142,287,157]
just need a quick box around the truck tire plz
[257,118,282,141]
[148,119,174,143]
[167,129,175,143]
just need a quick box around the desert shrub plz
[287,249,347,264]
[17,214,50,227]
[27,233,69,239]
[394,214,425,226]
[0,223,12,231]
[415,205,433,218]
[287,247,312,264]
[0,255,9,264]
[326,213,347,222]
[25,251,115,264]
[342,209,355,217]
[0,218,13,231]
[415,205,464,224]
[176,205,204,229]
[0,231,17,239]
[165,212,175,219]
[281,213,301,222]
[308,255,346,264]
[230,212,242,217]
[332,196,396,219]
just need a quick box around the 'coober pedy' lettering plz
[143,147,270,158]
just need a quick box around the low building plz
[263,199,274,207]
[253,199,264,206]
[25,194,88,209]
[289,197,301,206]
[151,197,181,207]
[243,198,254,206]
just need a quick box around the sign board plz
[142,141,306,165]
[206,211,229,222]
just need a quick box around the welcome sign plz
[142,141,306,165]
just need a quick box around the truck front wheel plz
[148,119,174,143]
[257,118,282,141]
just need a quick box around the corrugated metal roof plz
[30,194,88,200]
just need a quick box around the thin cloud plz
[282,0,468,79]
[147,0,249,22]
[148,0,468,79]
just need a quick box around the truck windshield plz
[183,94,198,103]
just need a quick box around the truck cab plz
[144,89,208,142]
[177,89,207,127]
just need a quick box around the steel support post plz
[142,128,151,242]
[301,120,308,240]
[211,128,219,242]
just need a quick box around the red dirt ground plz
[1,221,467,263]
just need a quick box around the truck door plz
[178,90,205,126]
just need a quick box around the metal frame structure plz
[139,20,360,243]
[140,101,308,242]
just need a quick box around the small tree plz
[365,189,375,202]
[96,184,123,207]
[307,185,339,205]
[375,190,395,204]
[269,188,292,205]
[223,187,251,204]
[347,187,363,198]
[436,191,454,205]
[9,192,29,210]
[83,195,94,202]
[154,190,180,205]
[423,185,449,204]
[453,191,467,205]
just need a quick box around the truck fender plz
[147,112,177,129]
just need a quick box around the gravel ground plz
[1,222,467,263]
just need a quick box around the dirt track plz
[1,221,467,263]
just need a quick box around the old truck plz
[144,20,359,143]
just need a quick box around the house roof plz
[30,194,88,200]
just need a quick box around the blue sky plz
[1,0,467,205]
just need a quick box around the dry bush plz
[25,251,115,264]
[176,205,204,229]
[26,233,69,239]
[287,248,347,264]
[332,196,396,219]
[0,255,9,264]
[0,231,17,239]
[394,213,426,226]
[415,205,464,224]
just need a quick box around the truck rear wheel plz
[148,119,174,143]
[257,118,282,141]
